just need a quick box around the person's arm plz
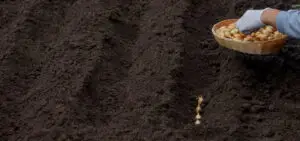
[273,10,300,39]
[260,8,280,27]
[237,8,300,39]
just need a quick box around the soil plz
[1,0,300,141]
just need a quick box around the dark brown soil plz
[1,0,300,141]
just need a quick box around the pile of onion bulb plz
[216,23,285,42]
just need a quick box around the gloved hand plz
[236,8,270,34]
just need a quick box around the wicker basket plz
[212,19,288,55]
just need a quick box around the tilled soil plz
[1,0,300,141]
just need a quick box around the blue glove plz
[236,8,269,34]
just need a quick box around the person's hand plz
[236,8,269,34]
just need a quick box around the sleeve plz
[276,10,300,39]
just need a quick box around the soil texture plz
[1,0,300,141]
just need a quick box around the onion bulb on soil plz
[196,114,201,120]
[196,106,201,112]
[195,120,201,125]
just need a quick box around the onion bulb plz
[224,31,231,38]
[230,28,239,34]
